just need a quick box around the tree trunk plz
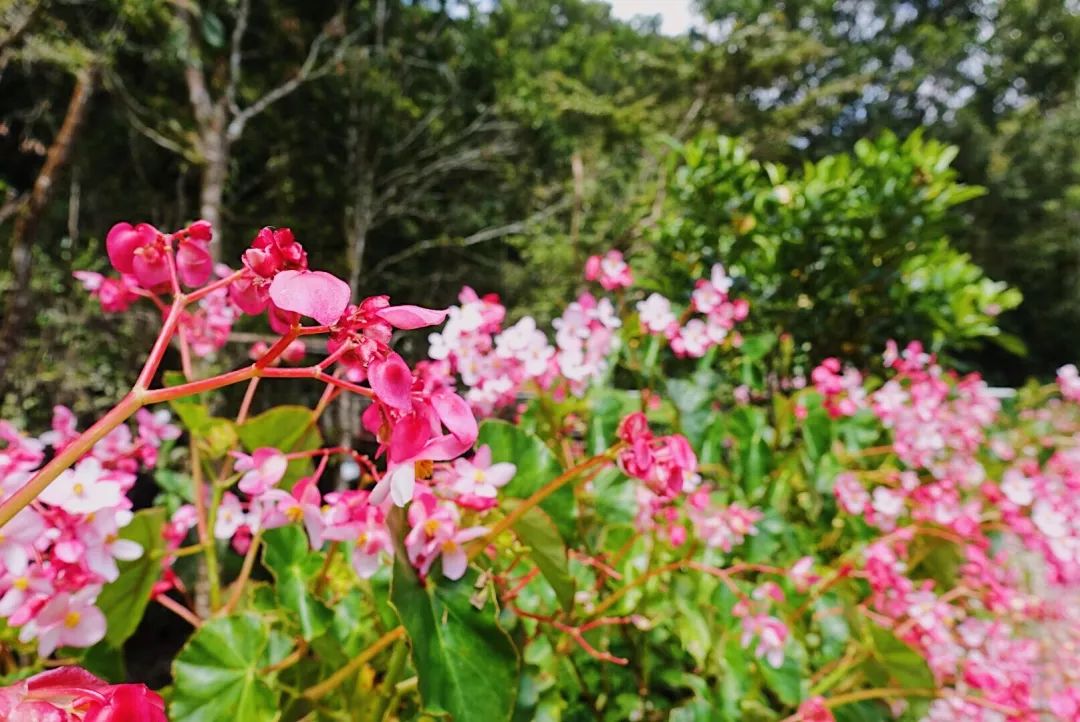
[0,66,97,395]
[199,114,230,260]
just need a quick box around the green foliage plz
[96,508,166,647]
[477,420,575,540]
[261,526,333,642]
[171,614,288,722]
[650,131,1016,365]
[237,406,323,487]
[390,524,520,722]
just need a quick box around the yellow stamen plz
[64,611,81,628]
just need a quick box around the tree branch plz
[370,196,571,275]
[225,0,252,118]
[228,19,358,140]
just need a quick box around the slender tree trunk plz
[0,66,97,395]
[199,112,230,259]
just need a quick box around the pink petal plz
[176,240,213,287]
[389,413,430,463]
[376,305,449,330]
[368,353,414,411]
[268,270,351,326]
[441,548,468,580]
[431,391,477,445]
[106,222,154,274]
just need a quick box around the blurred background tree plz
[2,0,1078,424]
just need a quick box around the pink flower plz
[438,445,516,501]
[234,448,288,495]
[376,304,449,330]
[797,697,835,722]
[259,476,325,549]
[584,250,633,291]
[322,490,393,578]
[213,492,247,540]
[74,271,140,313]
[0,508,45,575]
[404,492,486,580]
[21,587,106,656]
[740,614,788,669]
[135,409,180,447]
[39,458,123,515]
[790,556,821,593]
[268,269,351,326]
[0,667,165,722]
[84,682,168,722]
[176,236,213,287]
[636,293,676,333]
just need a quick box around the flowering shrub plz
[0,221,1078,721]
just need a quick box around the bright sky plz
[605,0,699,35]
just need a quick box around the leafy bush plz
[649,132,1022,365]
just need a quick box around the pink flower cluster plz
[584,250,633,291]
[198,443,513,582]
[426,285,620,414]
[685,490,762,552]
[810,358,866,418]
[0,406,177,655]
[636,264,749,358]
[552,292,621,395]
[734,583,790,669]
[825,342,1080,718]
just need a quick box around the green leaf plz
[868,625,934,690]
[741,332,777,361]
[97,508,165,647]
[261,526,333,641]
[171,613,284,722]
[78,642,127,682]
[201,11,226,48]
[238,406,323,487]
[390,511,520,722]
[476,420,575,540]
[758,640,806,706]
[504,500,575,612]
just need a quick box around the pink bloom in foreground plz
[268,269,352,326]
[39,458,123,515]
[234,448,288,495]
[20,588,106,656]
[437,445,516,505]
[0,667,165,722]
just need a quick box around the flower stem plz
[468,453,613,560]
[303,626,407,701]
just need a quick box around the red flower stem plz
[317,341,353,370]
[177,326,195,381]
[255,329,300,369]
[183,269,244,305]
[155,594,202,628]
[260,367,373,397]
[236,377,261,424]
[135,298,185,390]
[165,244,182,297]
